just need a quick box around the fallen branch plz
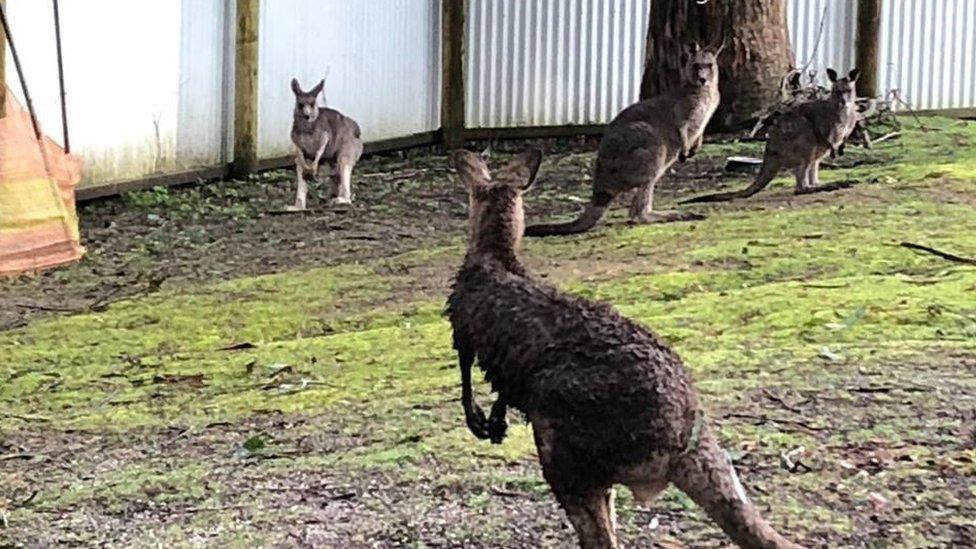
[490,487,526,498]
[14,302,79,313]
[901,242,976,266]
[175,504,255,514]
[761,389,804,414]
[0,453,38,462]
[723,412,826,433]
[872,131,901,144]
[888,90,928,132]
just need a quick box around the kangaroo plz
[524,43,721,237]
[447,148,805,549]
[288,78,363,211]
[683,68,861,204]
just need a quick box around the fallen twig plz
[901,242,976,266]
[175,504,255,514]
[872,131,901,144]
[13,490,38,508]
[888,90,928,132]
[761,389,804,414]
[0,453,38,462]
[723,412,826,433]
[14,302,79,313]
[490,487,526,498]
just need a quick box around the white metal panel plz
[465,0,650,128]
[880,0,976,111]
[787,0,858,80]
[257,0,441,159]
[3,0,228,187]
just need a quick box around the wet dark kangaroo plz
[446,148,805,549]
[524,43,721,237]
[683,68,861,204]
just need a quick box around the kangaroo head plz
[683,42,720,88]
[826,68,859,104]
[291,78,325,122]
[451,148,543,257]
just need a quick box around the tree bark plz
[640,0,794,130]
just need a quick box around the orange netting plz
[0,85,84,276]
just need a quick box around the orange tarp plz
[0,86,84,276]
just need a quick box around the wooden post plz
[233,0,260,179]
[855,0,881,98]
[1,0,6,118]
[440,0,465,149]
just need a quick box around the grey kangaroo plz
[683,68,861,204]
[448,148,805,549]
[289,78,363,210]
[525,43,721,237]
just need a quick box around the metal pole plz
[52,0,70,153]
[0,1,42,141]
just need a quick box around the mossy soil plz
[1,116,975,547]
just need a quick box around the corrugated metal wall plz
[880,0,976,111]
[3,0,975,191]
[257,0,441,159]
[786,0,858,78]
[464,0,650,128]
[3,0,229,188]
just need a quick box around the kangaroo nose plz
[698,77,707,84]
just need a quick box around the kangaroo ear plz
[290,78,303,95]
[712,36,728,56]
[685,42,702,57]
[826,68,838,83]
[847,68,861,82]
[511,148,543,191]
[310,79,325,96]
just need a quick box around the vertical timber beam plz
[233,0,260,178]
[855,0,881,97]
[441,0,465,149]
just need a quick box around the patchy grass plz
[1,116,975,547]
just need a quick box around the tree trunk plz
[640,0,794,130]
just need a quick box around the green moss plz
[1,116,975,545]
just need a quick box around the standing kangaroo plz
[524,43,721,237]
[683,68,861,204]
[288,78,363,211]
[448,148,805,549]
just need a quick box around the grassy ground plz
[1,117,975,547]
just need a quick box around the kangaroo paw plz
[465,406,491,440]
[678,152,688,163]
[487,415,508,444]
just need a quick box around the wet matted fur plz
[446,148,805,549]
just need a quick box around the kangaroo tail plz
[524,191,612,237]
[670,423,805,549]
[680,157,782,204]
